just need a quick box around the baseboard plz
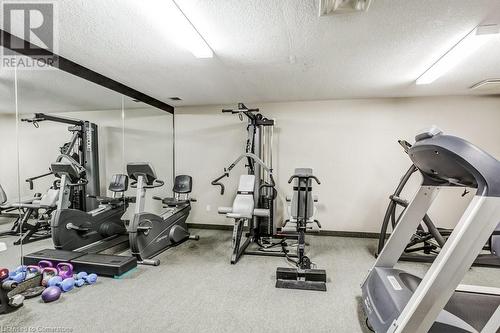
[188,223,233,231]
[187,223,381,239]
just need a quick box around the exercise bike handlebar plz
[130,179,165,189]
[288,175,321,185]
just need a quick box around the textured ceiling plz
[1,0,500,112]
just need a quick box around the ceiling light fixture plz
[416,24,499,85]
[145,0,213,58]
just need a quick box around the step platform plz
[23,249,137,277]
[276,267,327,291]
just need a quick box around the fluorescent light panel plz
[146,0,213,58]
[416,24,499,85]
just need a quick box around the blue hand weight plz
[47,276,62,287]
[8,266,27,283]
[76,272,98,285]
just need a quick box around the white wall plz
[175,95,500,233]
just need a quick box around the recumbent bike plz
[127,163,199,265]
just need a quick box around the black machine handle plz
[211,171,229,195]
[25,171,52,190]
[222,102,259,114]
[288,175,321,185]
[21,113,84,127]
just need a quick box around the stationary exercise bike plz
[127,163,199,265]
[275,169,327,291]
[51,162,129,250]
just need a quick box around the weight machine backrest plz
[290,168,315,220]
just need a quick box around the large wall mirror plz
[0,54,126,267]
[0,50,174,282]
[122,98,174,220]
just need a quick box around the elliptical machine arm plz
[211,153,275,195]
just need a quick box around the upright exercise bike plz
[127,163,199,265]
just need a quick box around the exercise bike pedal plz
[275,267,327,292]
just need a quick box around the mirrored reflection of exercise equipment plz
[377,139,500,268]
[0,113,99,245]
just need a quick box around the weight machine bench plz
[218,175,271,264]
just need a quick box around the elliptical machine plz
[377,139,500,268]
[127,163,198,266]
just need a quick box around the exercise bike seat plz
[95,174,129,205]
[156,175,193,207]
[161,198,189,207]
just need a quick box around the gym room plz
[0,0,499,332]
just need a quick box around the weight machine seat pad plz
[2,195,39,208]
[9,189,59,209]
[161,198,189,206]
[96,196,123,205]
[253,208,270,217]
[218,207,232,214]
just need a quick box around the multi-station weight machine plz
[213,103,327,291]
[212,103,284,263]
[22,113,100,212]
[0,113,99,245]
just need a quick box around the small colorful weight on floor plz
[0,268,8,282]
[41,286,61,303]
[8,266,27,283]
[47,276,75,292]
[25,266,41,279]
[76,272,98,285]
[41,267,58,287]
[38,260,53,269]
[57,263,73,279]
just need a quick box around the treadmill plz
[361,127,500,333]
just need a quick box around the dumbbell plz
[47,276,76,292]
[7,266,27,283]
[75,272,98,285]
